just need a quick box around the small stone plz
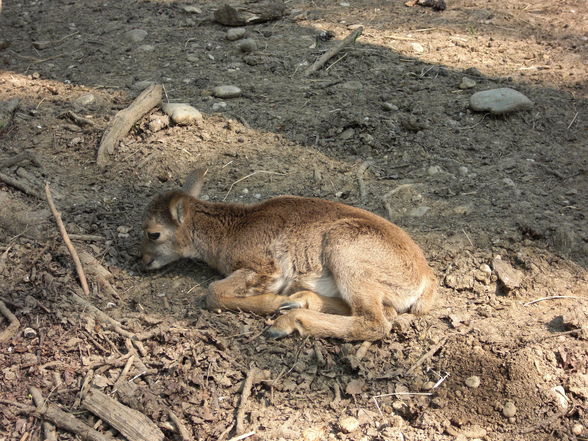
[340,2,350,6]
[125,29,148,43]
[137,44,155,52]
[131,80,155,91]
[465,376,481,388]
[238,38,257,53]
[226,27,247,41]
[572,424,584,436]
[462,425,487,438]
[74,93,95,107]
[382,102,399,111]
[422,381,435,391]
[302,428,322,441]
[470,88,533,114]
[464,67,482,77]
[459,77,476,89]
[458,166,469,176]
[116,225,131,234]
[479,264,492,275]
[212,85,242,98]
[551,386,569,409]
[162,103,203,125]
[339,416,359,433]
[23,327,37,338]
[148,114,169,132]
[411,42,424,53]
[408,206,430,217]
[181,5,202,13]
[212,102,227,111]
[341,80,363,90]
[339,128,355,140]
[492,256,523,290]
[427,165,441,176]
[502,401,517,418]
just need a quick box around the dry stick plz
[45,183,90,295]
[235,368,270,435]
[168,410,191,441]
[304,26,363,76]
[63,110,95,127]
[0,151,40,170]
[227,432,256,441]
[97,83,163,166]
[113,354,135,388]
[69,234,105,242]
[0,172,44,199]
[71,292,134,339]
[406,337,448,375]
[29,387,58,441]
[356,160,372,204]
[0,300,20,342]
[1,400,111,441]
[523,295,585,307]
[355,341,372,362]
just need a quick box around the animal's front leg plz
[206,269,287,314]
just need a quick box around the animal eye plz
[147,232,160,240]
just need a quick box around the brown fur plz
[141,170,437,341]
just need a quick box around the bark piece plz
[82,388,164,441]
[97,84,163,166]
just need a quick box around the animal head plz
[141,169,206,270]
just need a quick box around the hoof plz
[265,326,291,339]
[278,301,303,311]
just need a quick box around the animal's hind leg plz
[278,290,351,315]
[267,309,391,341]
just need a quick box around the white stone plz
[162,103,203,125]
[125,29,148,43]
[411,42,424,53]
[470,88,533,114]
[226,28,247,41]
[459,77,476,89]
[238,38,257,53]
[212,85,242,98]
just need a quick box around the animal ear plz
[169,196,187,225]
[182,168,207,198]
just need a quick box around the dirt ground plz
[1,1,587,440]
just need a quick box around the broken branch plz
[0,300,20,342]
[45,182,90,295]
[97,84,163,166]
[304,27,363,76]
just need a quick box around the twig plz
[168,410,191,441]
[45,182,90,295]
[223,170,285,201]
[458,114,487,131]
[235,367,270,435]
[523,296,585,306]
[355,341,372,362]
[372,391,433,398]
[566,112,578,130]
[29,387,57,441]
[0,300,20,342]
[97,84,163,166]
[0,172,44,199]
[0,151,41,170]
[69,234,105,242]
[114,354,135,387]
[62,110,95,127]
[1,400,111,441]
[228,432,256,441]
[325,52,348,71]
[406,337,447,375]
[356,161,372,204]
[304,26,363,76]
[462,228,473,247]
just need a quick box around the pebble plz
[238,38,257,53]
[339,416,359,433]
[131,80,155,91]
[464,67,482,77]
[148,114,169,132]
[422,381,435,391]
[408,206,430,217]
[339,128,355,140]
[23,327,37,338]
[551,386,569,409]
[137,44,155,52]
[227,27,247,41]
[411,42,424,53]
[470,88,533,114]
[502,401,517,418]
[212,102,227,111]
[341,80,363,90]
[427,165,442,176]
[479,263,492,275]
[465,376,481,388]
[74,93,96,107]
[162,103,203,125]
[492,256,523,290]
[125,29,148,43]
[458,166,469,176]
[459,77,476,89]
[572,424,584,436]
[181,5,202,13]
[382,102,399,111]
[212,85,242,98]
